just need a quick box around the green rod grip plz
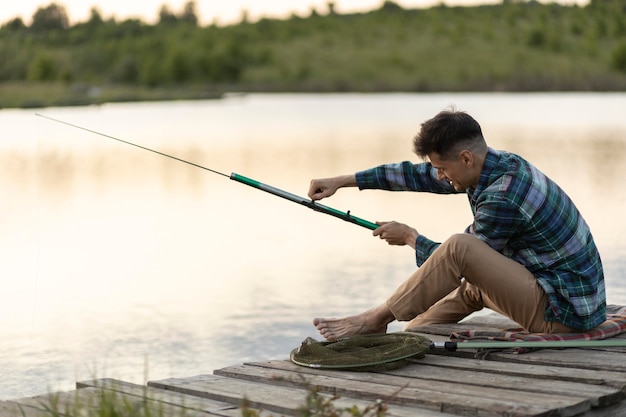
[230,172,378,231]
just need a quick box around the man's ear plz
[459,150,473,167]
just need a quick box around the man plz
[308,108,606,341]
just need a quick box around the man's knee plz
[435,233,491,271]
[440,233,480,254]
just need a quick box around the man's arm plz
[308,174,357,201]
[373,221,418,248]
[308,167,446,266]
[357,162,457,194]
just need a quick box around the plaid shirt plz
[356,148,606,331]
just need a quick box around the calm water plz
[1,93,625,399]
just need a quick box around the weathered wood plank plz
[243,358,622,408]
[148,374,457,417]
[574,401,626,417]
[77,379,248,417]
[483,348,626,372]
[411,355,626,391]
[7,387,210,417]
[387,363,623,408]
[0,401,52,417]
[214,362,591,417]
[7,382,265,417]
[8,390,88,414]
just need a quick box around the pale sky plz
[1,0,589,26]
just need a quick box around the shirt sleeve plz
[355,161,458,266]
[356,161,457,194]
[415,235,441,266]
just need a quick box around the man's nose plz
[436,169,445,181]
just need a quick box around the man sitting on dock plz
[308,108,606,340]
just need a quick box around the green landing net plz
[290,333,432,372]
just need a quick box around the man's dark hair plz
[413,108,486,160]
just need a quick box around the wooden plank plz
[9,383,263,417]
[8,390,87,414]
[411,355,626,391]
[77,378,248,417]
[575,403,626,417]
[214,362,591,417]
[483,348,626,373]
[424,344,626,376]
[7,387,207,417]
[243,357,622,408]
[0,401,52,417]
[385,363,623,408]
[148,374,456,417]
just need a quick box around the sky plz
[1,0,589,26]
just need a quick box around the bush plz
[611,42,626,73]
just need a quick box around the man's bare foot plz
[313,304,395,341]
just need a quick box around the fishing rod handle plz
[229,172,379,231]
[308,201,379,230]
[430,342,458,351]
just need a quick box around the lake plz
[1,93,625,400]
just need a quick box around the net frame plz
[290,333,432,371]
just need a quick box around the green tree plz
[612,42,626,73]
[527,27,546,48]
[166,49,193,82]
[180,1,199,26]
[111,55,140,83]
[27,53,57,81]
[328,1,336,15]
[86,7,104,27]
[2,17,26,32]
[380,1,405,13]
[158,5,178,25]
[31,3,69,32]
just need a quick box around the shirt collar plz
[467,147,500,201]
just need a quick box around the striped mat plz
[451,305,626,353]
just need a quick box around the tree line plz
[1,0,626,107]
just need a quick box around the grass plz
[23,386,168,417]
[16,379,389,417]
[0,81,223,109]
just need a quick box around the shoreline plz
[2,81,626,110]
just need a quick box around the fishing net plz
[290,333,431,372]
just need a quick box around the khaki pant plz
[387,233,576,333]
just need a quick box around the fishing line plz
[35,113,379,231]
[35,113,229,178]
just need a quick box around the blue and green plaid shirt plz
[356,148,606,331]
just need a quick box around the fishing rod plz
[430,338,626,351]
[35,113,379,231]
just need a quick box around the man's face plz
[428,152,475,192]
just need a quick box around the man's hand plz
[308,174,357,201]
[373,221,419,248]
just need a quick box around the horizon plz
[1,0,589,27]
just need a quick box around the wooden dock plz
[3,312,626,417]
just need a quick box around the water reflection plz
[1,93,625,400]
